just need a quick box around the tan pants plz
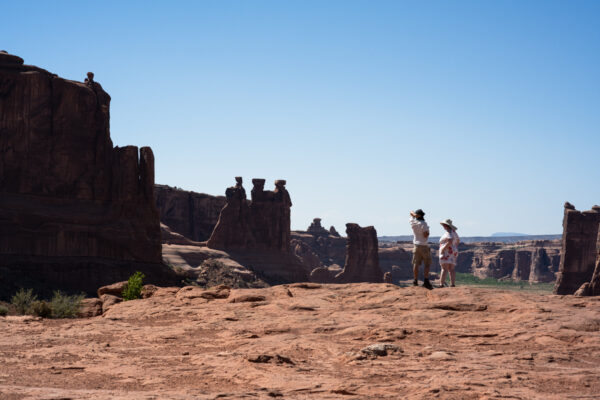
[412,245,431,280]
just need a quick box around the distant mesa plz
[491,232,528,237]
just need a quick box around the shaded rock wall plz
[335,223,383,283]
[155,184,226,242]
[554,203,600,295]
[0,52,174,298]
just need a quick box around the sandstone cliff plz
[0,52,175,298]
[554,203,600,295]
[334,223,383,283]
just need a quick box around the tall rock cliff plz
[0,52,174,298]
[335,223,383,283]
[554,203,600,295]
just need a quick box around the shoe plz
[451,284,456,287]
[438,283,446,288]
[423,279,433,290]
[413,279,418,286]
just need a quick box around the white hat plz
[440,219,457,231]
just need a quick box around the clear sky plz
[2,1,599,236]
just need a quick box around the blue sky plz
[2,1,599,236]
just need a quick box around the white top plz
[439,230,460,265]
[409,217,429,246]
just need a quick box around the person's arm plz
[424,230,430,239]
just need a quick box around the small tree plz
[122,271,145,301]
[0,305,8,316]
[30,300,52,318]
[11,288,37,315]
[50,291,85,318]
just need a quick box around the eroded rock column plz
[554,203,600,295]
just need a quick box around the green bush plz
[0,305,8,316]
[11,288,37,315]
[50,291,84,318]
[122,271,145,301]
[30,300,52,318]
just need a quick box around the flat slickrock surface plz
[1,283,599,399]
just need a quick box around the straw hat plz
[440,219,457,231]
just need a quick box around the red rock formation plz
[155,184,226,242]
[335,223,383,283]
[250,179,292,252]
[207,177,253,250]
[307,218,329,235]
[554,203,600,295]
[512,250,532,281]
[589,254,600,296]
[529,248,555,283]
[0,52,174,299]
[206,177,307,283]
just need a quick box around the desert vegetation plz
[5,288,84,318]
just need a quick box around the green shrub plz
[0,305,8,316]
[30,300,52,318]
[11,288,37,315]
[122,271,145,301]
[50,291,84,318]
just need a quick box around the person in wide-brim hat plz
[440,218,457,231]
[438,218,460,288]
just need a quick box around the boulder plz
[100,294,122,313]
[309,266,336,284]
[97,281,128,298]
[78,298,103,318]
[574,283,591,297]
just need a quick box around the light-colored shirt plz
[409,217,429,246]
[439,230,460,265]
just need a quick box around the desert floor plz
[1,283,599,399]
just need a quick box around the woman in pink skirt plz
[439,219,460,287]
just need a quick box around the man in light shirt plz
[409,209,433,289]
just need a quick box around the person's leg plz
[440,264,449,287]
[423,247,431,279]
[412,248,422,285]
[422,247,432,288]
[450,265,456,286]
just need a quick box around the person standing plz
[409,209,433,289]
[439,219,460,287]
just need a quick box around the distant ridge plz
[378,234,561,244]
[491,232,527,237]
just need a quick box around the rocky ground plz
[1,284,599,399]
